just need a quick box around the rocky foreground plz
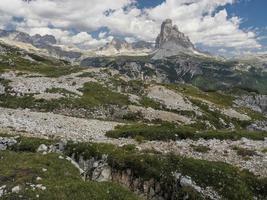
[0,106,266,177]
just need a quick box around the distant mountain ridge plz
[0,30,82,61]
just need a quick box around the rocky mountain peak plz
[155,19,194,49]
[153,19,196,59]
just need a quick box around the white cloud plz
[0,0,262,52]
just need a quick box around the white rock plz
[37,144,48,153]
[0,185,6,197]
[0,84,5,95]
[42,168,47,172]
[12,185,21,193]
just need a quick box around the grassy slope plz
[106,123,267,141]
[0,43,83,77]
[0,82,129,111]
[0,151,139,200]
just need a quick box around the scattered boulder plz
[0,185,6,197]
[11,185,21,193]
[0,137,17,151]
[37,144,48,153]
[0,84,5,95]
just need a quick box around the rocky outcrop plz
[0,137,17,150]
[71,154,221,200]
[0,107,121,142]
[247,121,267,131]
[153,19,196,59]
[146,85,198,112]
[235,95,267,114]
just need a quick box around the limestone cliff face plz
[153,19,196,59]
[235,95,267,114]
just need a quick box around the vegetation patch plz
[0,43,83,77]
[0,81,130,112]
[191,145,211,153]
[232,146,258,157]
[106,123,267,141]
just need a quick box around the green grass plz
[191,145,211,153]
[78,82,129,107]
[139,96,163,110]
[0,151,139,200]
[232,146,257,157]
[106,123,267,141]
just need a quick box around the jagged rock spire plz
[153,19,196,59]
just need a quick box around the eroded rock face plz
[153,19,196,59]
[235,95,267,114]
[73,154,220,200]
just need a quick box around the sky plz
[0,0,266,56]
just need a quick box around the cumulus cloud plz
[0,0,262,52]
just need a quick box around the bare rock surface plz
[235,95,267,114]
[0,107,121,141]
[222,108,251,121]
[147,85,198,112]
[0,70,97,96]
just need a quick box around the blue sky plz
[0,0,266,55]
[225,0,267,47]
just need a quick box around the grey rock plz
[235,95,267,114]
[0,137,17,150]
[247,121,267,131]
[153,19,196,59]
